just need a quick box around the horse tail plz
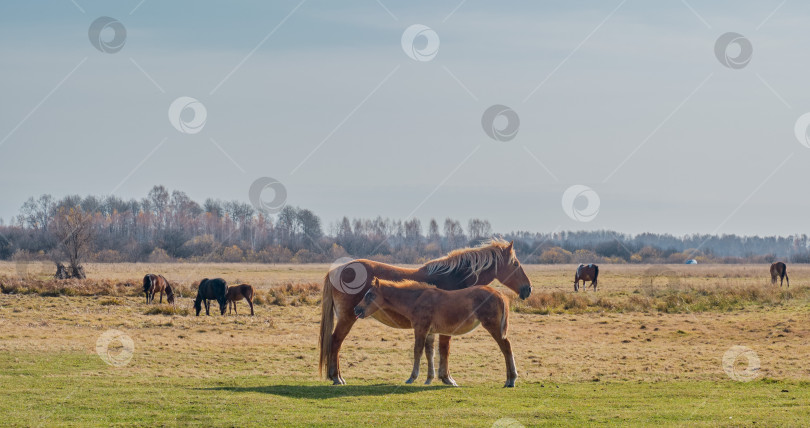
[594,265,599,282]
[143,274,151,293]
[319,273,335,377]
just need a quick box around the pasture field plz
[1,262,810,426]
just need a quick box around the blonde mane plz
[423,238,515,281]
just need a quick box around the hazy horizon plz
[2,1,809,237]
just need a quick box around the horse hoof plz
[405,377,417,384]
[424,378,433,385]
[440,377,458,387]
[503,380,516,388]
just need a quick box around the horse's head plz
[354,278,383,320]
[496,241,532,300]
[166,285,175,305]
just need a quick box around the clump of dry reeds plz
[515,284,810,314]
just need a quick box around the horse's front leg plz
[423,334,435,385]
[205,300,210,315]
[159,291,163,303]
[247,298,254,316]
[406,329,427,384]
[438,335,457,386]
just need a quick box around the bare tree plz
[52,206,94,279]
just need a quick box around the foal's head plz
[353,279,385,320]
[495,241,532,300]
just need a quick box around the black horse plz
[194,278,228,316]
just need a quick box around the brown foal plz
[225,284,255,315]
[354,278,518,387]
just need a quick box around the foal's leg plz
[406,328,428,384]
[424,334,435,385]
[233,301,238,316]
[438,335,457,386]
[481,320,518,388]
[328,312,356,385]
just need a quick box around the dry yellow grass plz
[1,262,809,384]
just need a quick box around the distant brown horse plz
[226,284,255,315]
[143,274,174,305]
[354,278,517,387]
[574,264,598,292]
[770,262,789,287]
[320,239,532,385]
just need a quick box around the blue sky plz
[1,0,809,236]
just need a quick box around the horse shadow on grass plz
[202,383,450,399]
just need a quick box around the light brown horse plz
[226,284,255,315]
[770,262,789,287]
[143,274,175,305]
[320,239,532,385]
[574,263,598,292]
[354,278,517,387]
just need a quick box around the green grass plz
[1,352,808,427]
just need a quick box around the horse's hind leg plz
[424,334,435,385]
[481,319,518,388]
[406,329,427,384]
[328,313,356,385]
[438,335,457,386]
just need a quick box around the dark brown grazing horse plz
[226,284,255,316]
[770,262,789,287]
[194,278,228,316]
[320,239,532,385]
[143,274,175,305]
[354,278,517,387]
[574,264,598,292]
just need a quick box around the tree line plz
[0,185,808,268]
